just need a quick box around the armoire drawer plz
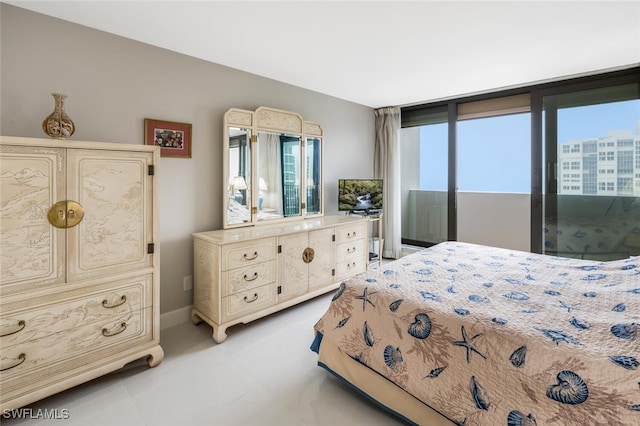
[221,238,276,271]
[0,307,152,381]
[222,284,276,321]
[223,260,276,297]
[0,279,151,349]
[335,222,367,244]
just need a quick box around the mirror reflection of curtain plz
[259,132,283,215]
[307,138,321,213]
[280,136,301,216]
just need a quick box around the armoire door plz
[66,149,155,281]
[0,145,66,295]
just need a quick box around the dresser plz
[192,215,368,342]
[0,136,163,411]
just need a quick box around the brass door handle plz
[243,293,259,303]
[243,272,258,281]
[48,200,84,229]
[243,251,259,261]
[102,322,127,337]
[302,247,315,263]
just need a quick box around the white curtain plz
[374,106,401,259]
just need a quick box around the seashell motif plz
[454,308,470,316]
[612,303,626,312]
[469,294,489,303]
[507,410,537,426]
[363,321,374,347]
[424,366,446,378]
[509,346,527,368]
[492,317,508,325]
[628,288,640,294]
[418,291,441,302]
[630,404,640,411]
[414,268,433,276]
[570,317,590,330]
[332,282,346,301]
[383,345,403,369]
[545,290,561,296]
[389,299,403,312]
[538,329,581,345]
[582,274,606,281]
[506,278,525,286]
[483,282,494,288]
[470,376,490,410]
[609,355,639,370]
[408,313,432,339]
[503,291,529,301]
[389,283,400,289]
[365,278,377,283]
[621,264,637,270]
[577,265,601,271]
[383,269,398,275]
[546,371,589,405]
[583,292,597,298]
[447,285,458,294]
[610,323,639,340]
[335,316,350,328]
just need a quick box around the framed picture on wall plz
[144,118,192,158]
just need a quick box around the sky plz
[418,99,640,193]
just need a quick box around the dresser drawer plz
[221,238,276,271]
[335,222,367,244]
[0,307,152,382]
[336,258,366,280]
[335,239,367,264]
[222,284,276,321]
[0,277,151,349]
[223,260,276,297]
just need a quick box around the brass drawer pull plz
[243,251,259,261]
[347,262,356,269]
[243,293,259,303]
[347,231,357,238]
[0,353,25,371]
[347,246,357,254]
[244,272,258,281]
[102,295,127,309]
[0,320,26,337]
[102,322,127,337]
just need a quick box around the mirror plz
[223,107,323,228]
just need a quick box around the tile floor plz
[2,292,407,426]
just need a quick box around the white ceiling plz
[5,1,640,108]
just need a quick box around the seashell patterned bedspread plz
[313,241,640,425]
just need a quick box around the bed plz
[311,241,640,425]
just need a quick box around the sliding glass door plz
[400,108,448,247]
[543,82,640,260]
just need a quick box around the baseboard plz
[160,305,194,330]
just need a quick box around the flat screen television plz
[338,179,383,213]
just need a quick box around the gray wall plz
[1,4,375,316]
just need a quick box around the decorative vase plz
[42,93,75,139]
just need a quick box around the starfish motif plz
[453,325,486,363]
[355,287,377,311]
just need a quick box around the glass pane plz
[280,134,301,217]
[400,117,448,246]
[227,127,251,225]
[543,82,640,260]
[306,137,322,215]
[457,113,531,193]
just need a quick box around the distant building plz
[557,127,640,196]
